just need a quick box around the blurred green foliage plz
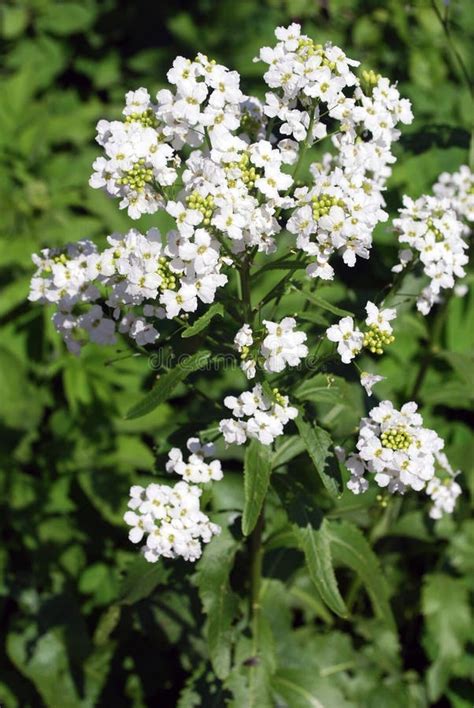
[0,0,473,706]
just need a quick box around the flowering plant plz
[28,22,472,703]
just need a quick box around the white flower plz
[364,301,396,334]
[360,372,385,396]
[260,317,308,373]
[326,317,363,364]
[234,324,254,350]
[161,283,198,318]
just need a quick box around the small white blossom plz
[219,384,297,446]
[326,317,363,364]
[124,480,220,563]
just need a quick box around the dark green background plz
[0,1,473,706]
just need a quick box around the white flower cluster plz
[28,226,228,352]
[166,437,223,483]
[90,88,178,219]
[326,301,396,364]
[259,24,412,279]
[288,165,389,280]
[344,401,461,520]
[220,384,298,445]
[393,194,469,315]
[426,471,462,520]
[233,317,308,379]
[124,481,220,563]
[433,164,474,222]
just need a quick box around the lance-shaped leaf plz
[295,413,343,498]
[125,349,211,419]
[272,476,347,619]
[327,520,396,630]
[242,439,273,536]
[298,289,353,317]
[195,532,239,680]
[295,519,348,619]
[181,302,224,338]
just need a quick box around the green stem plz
[239,256,253,324]
[410,297,449,400]
[249,510,264,658]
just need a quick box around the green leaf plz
[0,6,28,39]
[6,624,114,708]
[181,303,224,338]
[295,414,343,497]
[195,532,239,679]
[272,668,352,708]
[37,3,96,35]
[299,290,353,317]
[125,350,211,419]
[438,351,474,394]
[118,557,169,605]
[271,435,305,469]
[242,440,272,536]
[296,519,348,619]
[422,574,472,701]
[294,374,343,404]
[327,520,396,630]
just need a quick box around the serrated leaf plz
[296,519,348,619]
[125,350,211,419]
[118,557,169,605]
[181,303,224,338]
[299,290,353,317]
[242,440,272,536]
[195,532,239,679]
[295,415,343,497]
[271,477,347,618]
[327,520,396,630]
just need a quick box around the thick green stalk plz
[249,509,264,656]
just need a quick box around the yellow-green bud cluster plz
[157,256,177,290]
[118,159,154,192]
[296,38,337,71]
[426,217,444,242]
[311,193,345,220]
[376,493,389,508]
[361,69,381,94]
[225,152,260,190]
[381,426,413,451]
[185,192,215,225]
[363,325,395,354]
[271,387,286,405]
[53,253,69,265]
[124,109,158,128]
